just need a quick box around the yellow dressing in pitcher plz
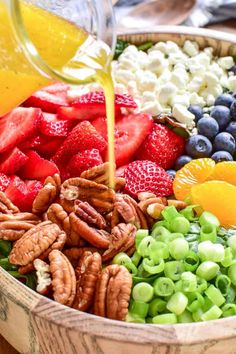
[0,1,115,187]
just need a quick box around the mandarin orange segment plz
[208,161,236,185]
[173,158,215,201]
[191,181,236,228]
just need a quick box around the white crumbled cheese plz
[206,94,216,106]
[114,69,136,84]
[172,104,195,128]
[158,83,177,104]
[205,72,219,86]
[150,42,167,54]
[171,94,190,108]
[140,101,163,116]
[218,56,234,70]
[189,92,206,107]
[228,76,236,91]
[183,40,199,57]
[142,91,157,103]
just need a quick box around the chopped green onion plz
[225,287,235,303]
[215,274,231,296]
[132,282,154,303]
[199,211,220,229]
[112,252,137,274]
[228,263,236,286]
[181,272,197,292]
[161,206,179,223]
[131,251,142,267]
[137,236,156,258]
[227,235,236,253]
[185,234,199,243]
[196,261,219,281]
[152,313,177,324]
[148,298,167,317]
[170,217,190,235]
[151,226,171,242]
[192,308,204,322]
[142,258,164,275]
[153,277,175,297]
[187,293,204,313]
[180,205,198,221]
[198,241,224,262]
[178,310,193,323]
[0,258,17,271]
[166,292,188,315]
[132,274,157,286]
[200,224,217,242]
[135,229,149,248]
[125,312,146,323]
[184,252,200,272]
[201,305,222,321]
[175,280,183,292]
[221,247,234,267]
[137,263,152,278]
[168,233,185,242]
[149,241,169,262]
[164,261,185,281]
[222,303,236,317]
[146,317,153,323]
[129,300,149,318]
[137,41,153,51]
[205,285,225,307]
[0,240,12,258]
[169,239,189,260]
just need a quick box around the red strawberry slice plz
[52,121,107,166]
[40,113,74,137]
[42,83,70,96]
[24,180,43,211]
[18,135,42,150]
[58,92,137,121]
[124,160,173,199]
[0,107,42,153]
[5,176,28,211]
[0,147,28,174]
[0,173,11,192]
[115,165,128,178]
[135,123,186,170]
[19,134,64,157]
[19,151,59,180]
[92,113,154,167]
[24,90,68,113]
[67,149,103,177]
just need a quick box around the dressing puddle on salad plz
[0,0,116,187]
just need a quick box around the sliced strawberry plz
[67,149,103,177]
[19,134,64,157]
[42,83,70,97]
[24,90,68,113]
[115,165,128,178]
[5,176,28,211]
[0,147,28,174]
[52,121,107,166]
[40,112,74,137]
[91,117,108,140]
[58,92,137,121]
[24,180,43,211]
[92,113,154,167]
[0,107,42,153]
[0,173,11,192]
[19,151,59,180]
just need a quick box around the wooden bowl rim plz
[2,26,236,346]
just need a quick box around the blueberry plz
[174,155,192,170]
[185,135,212,158]
[188,105,203,123]
[230,100,236,120]
[197,117,219,140]
[232,92,236,99]
[166,169,176,179]
[226,121,236,140]
[211,151,233,162]
[210,105,231,130]
[215,93,234,108]
[230,64,236,75]
[213,132,236,154]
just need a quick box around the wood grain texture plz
[1,27,236,354]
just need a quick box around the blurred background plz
[114,0,236,33]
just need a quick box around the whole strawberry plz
[124,160,173,199]
[135,124,185,169]
[67,149,103,177]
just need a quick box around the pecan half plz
[32,174,61,214]
[9,221,66,266]
[0,212,41,224]
[80,162,125,190]
[49,250,76,307]
[69,213,110,249]
[139,197,167,219]
[63,247,97,267]
[114,194,148,229]
[0,192,19,214]
[34,259,52,295]
[74,200,106,229]
[46,203,80,247]
[61,178,115,213]
[94,264,132,321]
[0,220,39,241]
[73,251,102,311]
[102,223,136,262]
[167,200,188,210]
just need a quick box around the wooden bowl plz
[1,27,236,354]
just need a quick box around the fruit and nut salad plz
[1,39,236,324]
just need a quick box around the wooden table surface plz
[0,19,236,354]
